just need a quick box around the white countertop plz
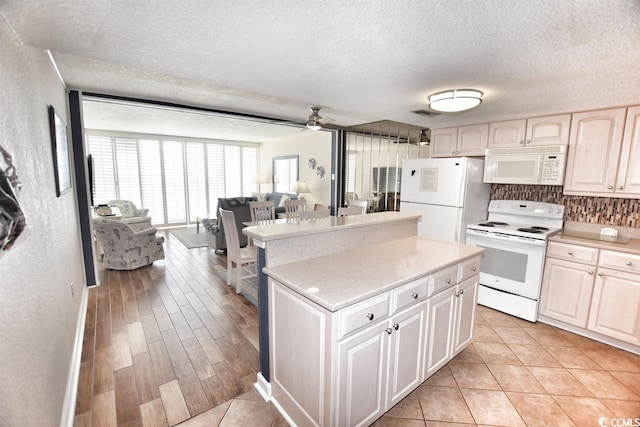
[550,232,640,255]
[243,211,420,242]
[263,236,484,312]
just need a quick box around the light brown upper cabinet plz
[564,106,640,197]
[488,114,571,148]
[430,123,488,158]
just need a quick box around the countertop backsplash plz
[490,184,640,234]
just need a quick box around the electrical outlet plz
[70,282,75,298]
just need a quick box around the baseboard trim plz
[59,285,89,427]
[254,373,272,402]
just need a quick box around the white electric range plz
[465,200,565,322]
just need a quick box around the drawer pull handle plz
[393,323,399,330]
[385,328,393,335]
[626,261,632,266]
[445,278,451,284]
[471,267,477,272]
[411,292,418,299]
[588,270,593,274]
[598,272,604,277]
[366,312,374,321]
[568,251,573,255]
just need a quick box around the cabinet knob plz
[445,278,451,284]
[598,272,604,277]
[568,251,573,255]
[366,312,374,321]
[455,291,460,297]
[393,323,399,330]
[471,267,477,272]
[460,289,465,295]
[385,328,393,335]
[411,292,418,299]
[588,270,594,274]
[607,185,613,190]
[618,186,624,190]
[626,261,632,266]
[519,140,524,145]
[525,139,531,144]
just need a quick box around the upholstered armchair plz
[93,218,165,270]
[107,199,152,231]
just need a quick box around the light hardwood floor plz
[74,229,640,426]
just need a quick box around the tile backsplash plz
[490,185,640,228]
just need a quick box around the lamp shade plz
[253,174,270,184]
[291,180,311,194]
[428,89,483,113]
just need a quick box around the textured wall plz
[490,184,640,228]
[0,16,86,426]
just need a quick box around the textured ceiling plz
[2,0,640,141]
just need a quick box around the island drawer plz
[547,241,598,265]
[337,292,390,340]
[458,256,481,282]
[598,250,640,274]
[391,276,429,313]
[428,264,458,297]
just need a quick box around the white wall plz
[259,130,332,209]
[0,16,86,426]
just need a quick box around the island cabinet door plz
[335,322,389,427]
[423,286,457,380]
[385,301,427,409]
[452,277,479,356]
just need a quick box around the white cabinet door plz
[616,105,640,196]
[336,322,389,427]
[488,119,527,148]
[457,123,489,156]
[430,127,458,158]
[423,286,456,379]
[453,277,478,356]
[588,268,640,346]
[564,107,627,195]
[526,114,571,146]
[386,302,426,409]
[539,258,595,327]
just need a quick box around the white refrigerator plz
[400,157,490,243]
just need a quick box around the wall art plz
[0,144,26,251]
[48,105,72,196]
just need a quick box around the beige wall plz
[259,130,333,209]
[0,18,86,426]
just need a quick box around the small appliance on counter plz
[400,157,490,243]
[465,200,565,322]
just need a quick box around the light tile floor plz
[197,304,640,426]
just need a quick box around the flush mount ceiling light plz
[428,89,483,113]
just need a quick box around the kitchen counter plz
[264,236,484,312]
[550,232,640,255]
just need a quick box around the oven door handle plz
[466,229,547,247]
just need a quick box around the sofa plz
[203,197,257,254]
[262,192,299,214]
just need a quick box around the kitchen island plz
[263,236,484,426]
[243,211,422,398]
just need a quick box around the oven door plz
[465,230,546,299]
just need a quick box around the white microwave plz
[483,145,567,185]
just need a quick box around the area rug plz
[170,227,208,249]
[216,267,259,307]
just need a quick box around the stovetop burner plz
[478,221,509,227]
[517,228,544,233]
[531,226,549,231]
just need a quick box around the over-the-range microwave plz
[483,144,567,185]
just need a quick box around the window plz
[272,155,298,193]
[87,133,258,226]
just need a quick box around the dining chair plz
[299,208,331,220]
[338,206,365,216]
[219,209,257,294]
[249,200,276,222]
[284,199,306,219]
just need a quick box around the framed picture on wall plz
[48,105,72,197]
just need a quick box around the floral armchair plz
[107,199,152,231]
[93,218,165,270]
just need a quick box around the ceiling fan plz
[305,106,334,130]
